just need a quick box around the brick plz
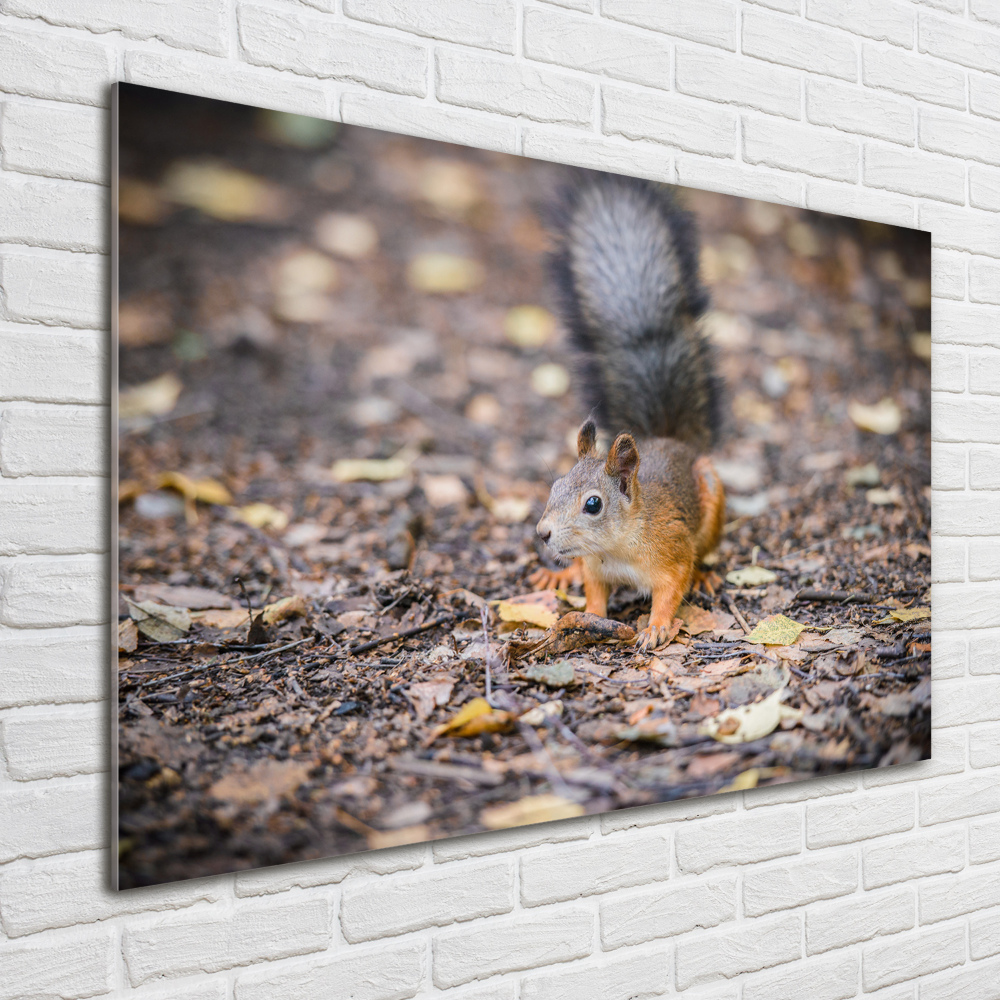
[919,12,1000,76]
[748,0,801,10]
[344,0,516,53]
[933,633,967,676]
[971,348,1000,395]
[521,831,670,906]
[807,79,913,145]
[432,908,593,988]
[0,25,111,106]
[807,789,913,847]
[0,849,221,938]
[744,117,858,183]
[0,926,113,1000]
[971,258,1000,304]
[522,126,672,182]
[933,348,967,393]
[0,172,104,251]
[600,873,737,949]
[920,203,1000,258]
[602,0,738,50]
[600,794,738,835]
[524,7,672,90]
[239,4,427,96]
[124,51,329,120]
[0,554,105,627]
[970,165,1000,213]
[0,251,106,329]
[936,401,1000,446]
[862,924,965,991]
[862,728,965,786]
[806,181,914,227]
[863,145,964,204]
[920,957,1000,1000]
[6,0,227,55]
[0,627,104,708]
[235,842,425,895]
[921,107,1000,168]
[0,480,104,556]
[933,250,967,300]
[0,404,106,477]
[123,898,331,985]
[932,677,1000,726]
[971,72,1000,121]
[934,583,1000,629]
[933,302,1000,347]
[677,46,801,119]
[539,0,592,9]
[970,631,1000,673]
[1,702,105,779]
[972,909,1000,959]
[0,325,105,403]
[340,92,516,153]
[743,10,857,81]
[972,446,1000,487]
[679,157,802,206]
[972,0,1000,27]
[743,952,859,1000]
[0,100,104,183]
[520,948,669,1000]
[932,444,966,491]
[234,942,424,1000]
[432,985,516,1000]
[341,859,513,942]
[863,44,966,110]
[971,726,1000,767]
[920,866,1000,924]
[603,86,737,157]
[971,816,1000,863]
[744,772,857,808]
[437,49,592,125]
[675,913,802,991]
[863,827,966,889]
[676,809,801,874]
[432,816,590,862]
[936,492,1000,533]
[806,885,914,954]
[0,774,102,862]
[806,0,914,47]
[920,773,1000,825]
[743,850,858,916]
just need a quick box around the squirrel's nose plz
[537,520,552,544]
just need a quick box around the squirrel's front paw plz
[528,562,583,592]
[635,619,681,652]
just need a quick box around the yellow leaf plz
[866,486,902,506]
[497,591,560,629]
[480,793,584,830]
[428,697,513,742]
[417,158,482,215]
[504,305,556,348]
[119,373,183,420]
[726,565,777,587]
[331,449,414,483]
[890,607,931,623]
[719,768,761,792]
[314,212,378,260]
[236,503,289,530]
[530,363,570,398]
[744,614,806,646]
[848,398,903,435]
[555,589,586,610]
[406,252,484,294]
[162,160,288,222]
[157,471,232,506]
[699,688,803,745]
[262,595,307,625]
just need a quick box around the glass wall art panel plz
[114,83,932,887]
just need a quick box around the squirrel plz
[532,170,726,653]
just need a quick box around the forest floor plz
[116,87,932,887]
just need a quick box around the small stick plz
[481,604,493,702]
[239,635,313,663]
[794,589,877,604]
[346,614,455,656]
[725,594,752,635]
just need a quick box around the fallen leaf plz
[157,471,232,506]
[192,608,250,629]
[726,565,777,587]
[162,160,288,222]
[126,599,192,642]
[119,373,183,421]
[118,292,173,347]
[699,688,804,744]
[406,252,484,294]
[236,503,290,530]
[523,661,575,688]
[614,718,679,747]
[678,603,730,635]
[845,463,880,487]
[262,595,307,625]
[520,700,563,726]
[133,584,236,610]
[513,611,636,659]
[314,212,378,259]
[701,657,747,677]
[866,486,902,506]
[744,614,807,646]
[367,825,430,851]
[258,109,338,149]
[689,693,721,717]
[848,397,902,435]
[554,589,586,610]
[272,248,338,323]
[530,363,570,398]
[417,158,482,215]
[331,448,414,483]
[421,474,469,509]
[208,758,310,805]
[118,177,170,225]
[407,675,456,721]
[480,794,584,830]
[718,767,762,791]
[428,697,514,742]
[118,618,138,653]
[889,607,931,623]
[497,591,560,629]
[504,305,556,348]
[687,752,742,780]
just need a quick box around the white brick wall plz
[0,3,997,999]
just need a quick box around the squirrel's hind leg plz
[529,559,584,592]
[692,456,726,562]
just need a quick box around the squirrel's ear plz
[577,420,597,458]
[605,433,639,498]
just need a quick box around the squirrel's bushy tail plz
[549,170,723,451]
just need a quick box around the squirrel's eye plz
[583,495,602,515]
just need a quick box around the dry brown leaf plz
[162,160,289,222]
[192,608,250,629]
[118,618,138,654]
[407,675,456,721]
[208,758,311,806]
[519,700,563,726]
[126,599,191,642]
[406,252,483,294]
[314,212,378,260]
[417,158,482,215]
[119,373,183,421]
[480,794,584,830]
[133,584,236,610]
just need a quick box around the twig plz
[239,636,314,663]
[794,589,877,604]
[725,594,752,635]
[517,719,574,799]
[482,604,493,702]
[346,614,455,656]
